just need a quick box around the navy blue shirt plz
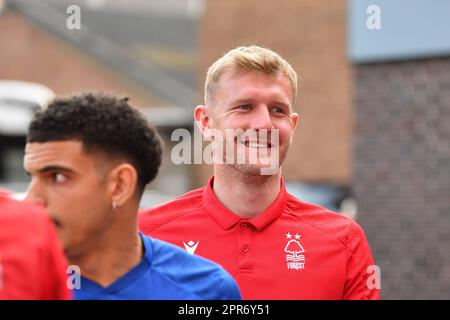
[74,234,241,300]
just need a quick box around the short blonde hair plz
[204,45,298,106]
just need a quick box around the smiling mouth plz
[240,140,272,148]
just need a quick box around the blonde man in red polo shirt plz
[139,45,380,300]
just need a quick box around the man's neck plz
[213,166,282,219]
[69,212,143,288]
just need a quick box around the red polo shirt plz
[138,177,380,300]
[0,190,71,300]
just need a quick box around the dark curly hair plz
[27,92,163,197]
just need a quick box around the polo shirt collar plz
[202,176,287,231]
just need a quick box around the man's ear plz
[107,163,138,209]
[194,105,214,141]
[291,112,299,130]
[290,112,300,143]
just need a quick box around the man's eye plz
[52,173,67,183]
[272,107,285,113]
[238,105,251,110]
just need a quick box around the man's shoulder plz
[0,193,70,300]
[144,236,241,299]
[0,194,51,234]
[284,193,367,249]
[138,187,205,233]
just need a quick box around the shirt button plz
[241,245,249,254]
[240,222,248,230]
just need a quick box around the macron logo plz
[183,240,199,255]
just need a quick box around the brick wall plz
[354,58,450,299]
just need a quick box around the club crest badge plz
[284,232,305,270]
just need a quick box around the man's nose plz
[250,106,274,130]
[24,180,47,207]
